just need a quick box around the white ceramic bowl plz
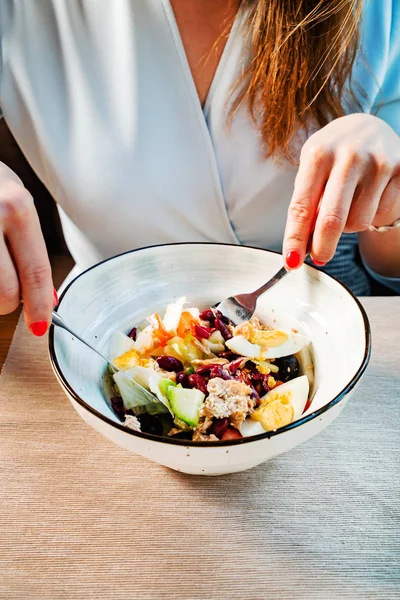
[49,243,370,476]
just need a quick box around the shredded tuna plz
[204,378,255,420]
[168,427,183,437]
[229,412,246,429]
[123,415,141,432]
[195,415,214,434]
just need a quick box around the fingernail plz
[53,288,59,307]
[313,259,327,267]
[286,250,301,269]
[30,320,48,337]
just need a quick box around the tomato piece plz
[177,311,197,338]
[303,397,312,413]
[274,380,284,388]
[221,427,242,441]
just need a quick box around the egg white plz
[226,332,307,360]
[108,330,134,360]
[239,419,266,437]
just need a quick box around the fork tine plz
[216,298,253,326]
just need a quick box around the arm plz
[0,161,55,334]
[282,0,400,288]
[358,0,400,281]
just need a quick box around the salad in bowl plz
[108,297,314,442]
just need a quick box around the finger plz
[0,234,20,315]
[283,145,332,269]
[345,162,393,233]
[311,154,361,264]
[372,174,400,226]
[2,185,53,335]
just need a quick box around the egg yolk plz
[114,349,153,370]
[251,391,294,431]
[234,322,288,348]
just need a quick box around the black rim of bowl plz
[49,242,371,447]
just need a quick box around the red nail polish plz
[30,320,48,337]
[53,288,59,307]
[313,259,327,267]
[286,250,301,269]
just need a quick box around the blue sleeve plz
[352,0,400,134]
[372,0,400,134]
[352,1,400,294]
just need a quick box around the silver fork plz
[51,311,158,404]
[216,244,313,325]
[215,266,289,325]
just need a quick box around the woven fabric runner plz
[0,298,399,599]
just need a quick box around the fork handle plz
[52,311,118,370]
[250,266,288,299]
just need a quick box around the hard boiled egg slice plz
[226,335,263,359]
[239,419,266,437]
[108,331,135,361]
[295,344,314,389]
[226,332,307,360]
[261,332,308,359]
[252,375,309,432]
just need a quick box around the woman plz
[0,0,399,336]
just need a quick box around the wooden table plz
[1,280,399,599]
[0,255,74,373]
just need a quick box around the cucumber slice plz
[168,386,205,428]
[159,378,176,397]
[167,383,179,402]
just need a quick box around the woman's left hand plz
[283,113,400,269]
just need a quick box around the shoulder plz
[352,1,400,107]
[360,0,400,49]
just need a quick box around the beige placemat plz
[1,298,399,600]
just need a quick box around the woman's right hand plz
[0,162,55,336]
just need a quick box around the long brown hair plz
[231,0,364,161]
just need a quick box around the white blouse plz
[0,0,399,293]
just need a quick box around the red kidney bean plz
[214,318,233,341]
[187,373,208,394]
[199,309,215,322]
[210,418,229,439]
[195,365,211,377]
[176,371,189,387]
[111,396,127,421]
[214,310,230,325]
[194,324,213,339]
[221,427,242,441]
[156,356,184,373]
[127,327,137,340]
[195,364,213,377]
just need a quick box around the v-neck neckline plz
[162,0,242,114]
[160,0,241,245]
